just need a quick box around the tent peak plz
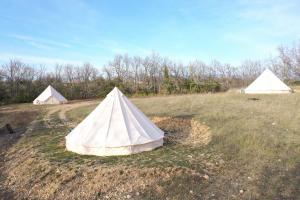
[113,87,121,91]
[263,68,273,73]
[108,87,124,97]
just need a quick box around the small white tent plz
[33,85,68,104]
[66,87,164,156]
[244,69,292,94]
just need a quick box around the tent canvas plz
[33,85,68,104]
[243,69,292,94]
[66,87,164,156]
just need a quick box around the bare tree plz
[239,60,263,86]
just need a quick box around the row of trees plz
[0,42,299,104]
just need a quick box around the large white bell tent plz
[66,87,164,156]
[243,69,292,94]
[33,85,68,105]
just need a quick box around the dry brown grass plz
[152,116,211,145]
[2,119,214,199]
[3,152,210,200]
[1,92,300,199]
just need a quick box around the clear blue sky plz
[0,0,299,68]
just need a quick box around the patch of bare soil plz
[152,117,212,145]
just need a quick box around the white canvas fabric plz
[66,87,164,156]
[244,69,292,94]
[33,85,68,104]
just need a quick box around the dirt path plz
[44,100,97,126]
[59,101,96,121]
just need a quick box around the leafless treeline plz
[0,61,100,103]
[0,41,299,104]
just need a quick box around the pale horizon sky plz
[0,0,300,68]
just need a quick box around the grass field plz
[0,92,299,199]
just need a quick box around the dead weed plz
[152,117,211,146]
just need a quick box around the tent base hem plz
[66,138,163,156]
[244,90,292,94]
[33,101,67,105]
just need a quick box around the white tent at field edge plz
[33,85,68,104]
[66,87,164,156]
[243,69,292,94]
